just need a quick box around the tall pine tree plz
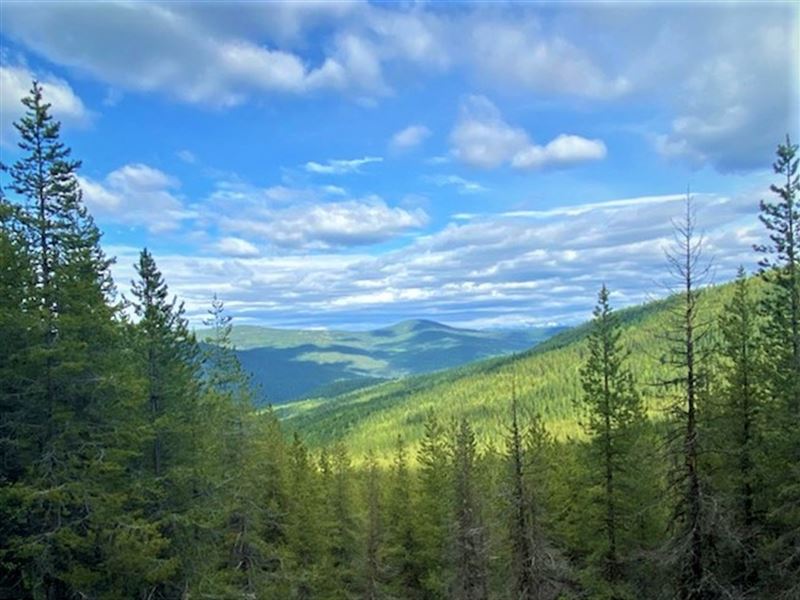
[578,284,646,596]
[754,136,800,598]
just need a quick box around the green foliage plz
[281,282,739,458]
[575,285,654,598]
[211,319,562,404]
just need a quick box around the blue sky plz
[0,1,798,329]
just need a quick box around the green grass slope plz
[280,282,747,457]
[198,320,563,404]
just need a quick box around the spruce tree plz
[318,443,358,598]
[362,450,386,599]
[755,135,800,410]
[506,385,536,600]
[385,435,423,599]
[450,418,489,600]
[2,80,139,599]
[523,413,571,600]
[285,432,323,599]
[578,284,646,594]
[415,410,451,598]
[0,179,38,597]
[201,295,273,596]
[714,267,766,594]
[129,248,205,597]
[754,136,800,597]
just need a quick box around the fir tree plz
[318,443,358,598]
[129,248,205,598]
[578,284,646,594]
[523,413,570,600]
[285,432,322,599]
[201,295,275,596]
[754,136,800,598]
[450,418,489,600]
[2,80,135,599]
[506,383,536,600]
[385,435,423,599]
[415,411,451,599]
[755,135,800,410]
[362,450,386,600]
[715,267,766,594]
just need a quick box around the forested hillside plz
[279,282,739,454]
[1,83,799,600]
[197,320,561,404]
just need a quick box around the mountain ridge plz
[197,319,565,404]
[280,280,744,456]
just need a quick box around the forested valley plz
[1,82,799,600]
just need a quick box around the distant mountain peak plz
[372,319,461,336]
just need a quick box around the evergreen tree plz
[384,435,423,599]
[522,413,571,600]
[201,295,277,596]
[506,384,536,600]
[318,443,358,598]
[0,177,38,597]
[754,136,800,597]
[0,182,35,487]
[362,450,386,600]
[755,135,800,410]
[1,80,139,599]
[129,248,205,598]
[285,432,323,599]
[415,411,451,599]
[578,284,646,595]
[450,418,489,600]
[714,267,766,594]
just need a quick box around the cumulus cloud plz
[0,3,387,106]
[215,237,260,258]
[450,96,607,170]
[218,196,428,249]
[390,125,431,151]
[0,63,90,145]
[305,156,383,175]
[79,164,195,233]
[511,134,607,169]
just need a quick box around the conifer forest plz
[1,34,799,600]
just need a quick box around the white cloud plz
[425,174,487,194]
[79,163,194,233]
[2,3,795,172]
[450,96,607,170]
[0,3,387,106]
[469,19,631,99]
[105,188,767,329]
[450,96,529,168]
[652,15,799,172]
[305,156,383,175]
[215,236,260,257]
[219,196,428,249]
[390,124,431,151]
[511,134,607,169]
[0,63,90,145]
